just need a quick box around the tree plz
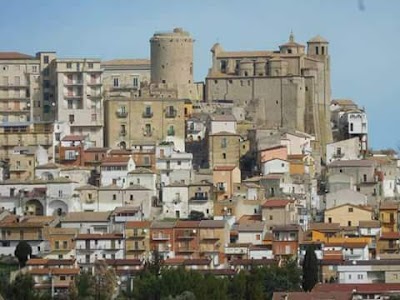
[302,245,319,292]
[188,210,205,220]
[14,241,32,268]
[4,273,37,300]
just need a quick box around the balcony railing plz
[165,109,177,118]
[116,110,128,118]
[142,111,153,118]
[152,233,170,240]
[332,153,345,158]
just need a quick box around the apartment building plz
[102,59,151,98]
[125,221,151,260]
[51,58,103,147]
[0,215,57,256]
[75,233,125,268]
[104,97,185,152]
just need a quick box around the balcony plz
[190,194,208,201]
[87,81,102,86]
[9,165,28,172]
[152,233,170,240]
[116,110,128,118]
[65,81,83,86]
[216,185,226,193]
[176,246,196,253]
[176,231,196,240]
[157,245,171,252]
[143,131,152,137]
[127,245,146,252]
[332,152,345,159]
[128,232,146,239]
[165,109,177,118]
[142,111,153,118]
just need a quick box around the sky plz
[0,0,399,149]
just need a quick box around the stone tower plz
[307,35,333,151]
[150,27,198,100]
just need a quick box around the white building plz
[162,183,189,219]
[156,145,193,186]
[100,156,136,187]
[75,233,124,267]
[236,222,266,245]
[52,58,104,147]
[209,114,237,134]
[186,117,207,141]
[127,168,157,191]
[326,137,362,164]
[261,158,289,175]
[61,211,111,233]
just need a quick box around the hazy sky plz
[0,0,399,149]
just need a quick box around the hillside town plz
[0,27,400,299]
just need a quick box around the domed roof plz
[308,35,328,43]
[279,31,305,48]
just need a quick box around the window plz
[315,47,319,55]
[348,207,353,212]
[328,217,332,223]
[321,46,325,55]
[113,77,119,87]
[222,153,226,159]
[43,68,49,76]
[65,150,76,160]
[113,194,116,200]
[350,123,354,132]
[348,221,352,226]
[130,195,133,201]
[55,241,60,249]
[32,66,38,73]
[66,62,72,69]
[256,234,261,240]
[143,106,152,117]
[287,49,292,54]
[357,274,363,280]
[144,124,151,136]
[68,100,73,109]
[60,276,66,281]
[167,125,175,136]
[220,60,227,73]
[336,147,342,156]
[177,161,181,166]
[143,156,150,166]
[69,114,75,123]
[269,215,273,220]
[44,56,49,63]
[133,77,139,88]
[221,138,227,148]
[88,62,94,69]
[363,174,367,182]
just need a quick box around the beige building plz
[102,59,151,98]
[208,132,241,168]
[0,52,55,159]
[325,203,373,227]
[104,97,185,151]
[51,58,104,147]
[9,146,36,180]
[206,33,332,152]
[261,199,297,231]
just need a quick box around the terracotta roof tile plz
[262,199,292,208]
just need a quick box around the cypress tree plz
[302,245,319,292]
